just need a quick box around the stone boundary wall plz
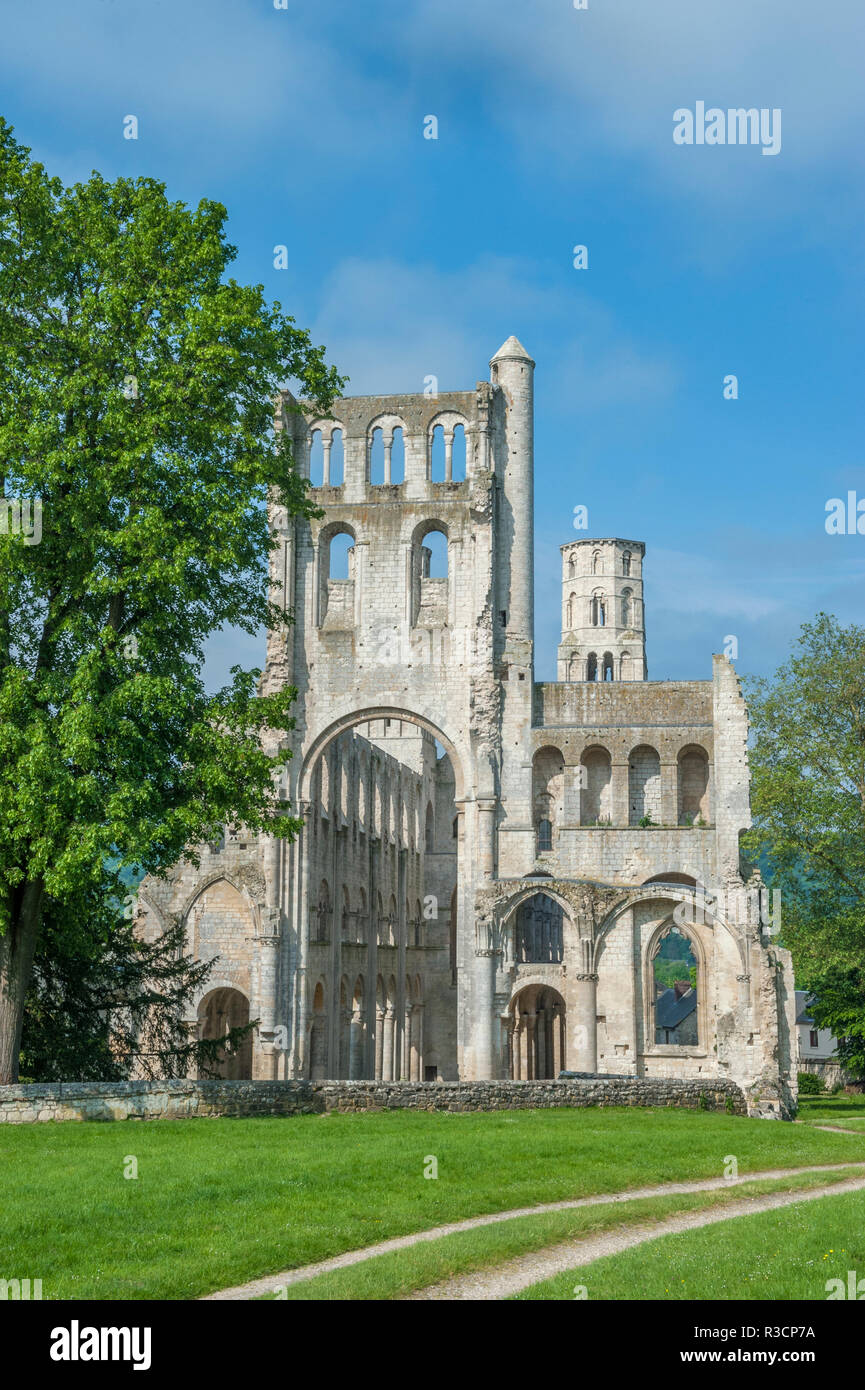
[0,1076,746,1124]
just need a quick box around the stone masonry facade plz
[135,336,798,1118]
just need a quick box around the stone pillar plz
[402,1004,412,1080]
[349,1009,365,1079]
[477,800,497,881]
[322,436,332,486]
[552,1006,563,1076]
[293,807,312,1078]
[383,1007,395,1081]
[574,973,599,1072]
[471,948,498,1078]
[526,1011,537,1080]
[374,1007,385,1080]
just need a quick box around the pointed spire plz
[490,335,535,367]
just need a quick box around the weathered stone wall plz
[0,1076,747,1123]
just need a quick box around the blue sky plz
[3,0,863,684]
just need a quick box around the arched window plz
[369,425,406,485]
[309,429,324,487]
[591,592,606,627]
[315,880,331,942]
[369,427,385,484]
[413,522,449,627]
[309,427,344,487]
[425,801,434,852]
[568,556,576,578]
[389,427,405,483]
[652,926,698,1046]
[619,651,632,681]
[678,745,711,824]
[515,894,564,964]
[429,420,467,481]
[451,424,466,481]
[581,745,612,824]
[602,651,614,681]
[567,592,576,629]
[586,651,598,681]
[629,745,661,825]
[319,754,330,817]
[592,550,601,575]
[329,429,344,486]
[328,533,354,580]
[621,588,632,626]
[533,747,564,850]
[422,530,448,578]
[622,550,631,577]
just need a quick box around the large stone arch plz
[300,706,469,803]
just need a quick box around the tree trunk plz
[0,881,44,1083]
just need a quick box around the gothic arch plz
[300,708,468,802]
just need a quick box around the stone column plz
[293,805,312,1078]
[349,1008,365,1079]
[526,1011,537,1080]
[415,1004,424,1080]
[477,799,497,881]
[383,1007,395,1081]
[374,1007,385,1080]
[573,972,599,1072]
[552,1007,563,1077]
[402,1004,412,1081]
[322,436,332,486]
[472,947,498,1078]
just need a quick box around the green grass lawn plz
[797,1095,865,1129]
[265,1167,865,1300]
[2,1106,865,1300]
[515,1186,865,1300]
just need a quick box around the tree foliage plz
[0,118,343,1080]
[744,613,865,1076]
[20,877,254,1081]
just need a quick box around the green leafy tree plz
[20,876,255,1081]
[0,119,343,1081]
[744,613,865,1076]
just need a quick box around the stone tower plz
[557,537,647,681]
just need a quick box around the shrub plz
[797,1071,826,1095]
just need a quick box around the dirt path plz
[202,1161,865,1301]
[406,1171,865,1300]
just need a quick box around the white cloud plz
[307,254,678,405]
[405,0,865,213]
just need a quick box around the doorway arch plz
[197,987,252,1079]
[508,984,566,1080]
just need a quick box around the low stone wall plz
[0,1075,746,1124]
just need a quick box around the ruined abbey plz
[137,336,797,1116]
